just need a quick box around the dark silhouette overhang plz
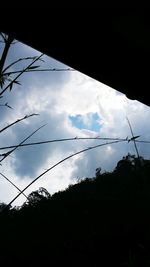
[0,9,150,106]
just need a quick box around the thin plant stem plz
[2,57,38,73]
[0,173,28,200]
[0,113,38,134]
[4,68,75,75]
[0,137,127,151]
[0,35,14,75]
[0,54,44,97]
[126,117,140,158]
[0,124,46,163]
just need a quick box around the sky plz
[1,35,150,207]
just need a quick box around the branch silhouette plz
[2,56,39,73]
[0,124,46,163]
[0,136,149,152]
[0,53,44,96]
[126,117,140,158]
[0,173,28,200]
[0,114,39,134]
[0,102,13,109]
[136,140,150,143]
[0,35,14,75]
[4,68,75,75]
[0,136,127,151]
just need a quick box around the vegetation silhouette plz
[0,154,150,266]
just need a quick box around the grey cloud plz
[12,111,78,178]
[0,38,75,180]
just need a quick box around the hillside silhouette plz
[1,154,150,266]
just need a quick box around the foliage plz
[23,187,51,207]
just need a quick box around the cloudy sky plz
[0,35,150,207]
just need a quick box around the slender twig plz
[136,140,150,143]
[0,53,44,97]
[0,173,28,200]
[0,102,13,109]
[3,139,126,209]
[126,117,140,158]
[1,136,149,152]
[4,68,75,75]
[0,33,7,42]
[0,124,46,163]
[0,113,39,134]
[0,137,127,151]
[2,57,38,73]
[0,35,14,75]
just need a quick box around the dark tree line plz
[0,154,150,266]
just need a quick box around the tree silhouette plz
[23,187,50,207]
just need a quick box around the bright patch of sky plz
[1,33,150,207]
[69,113,101,132]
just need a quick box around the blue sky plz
[69,113,101,131]
[1,33,150,206]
